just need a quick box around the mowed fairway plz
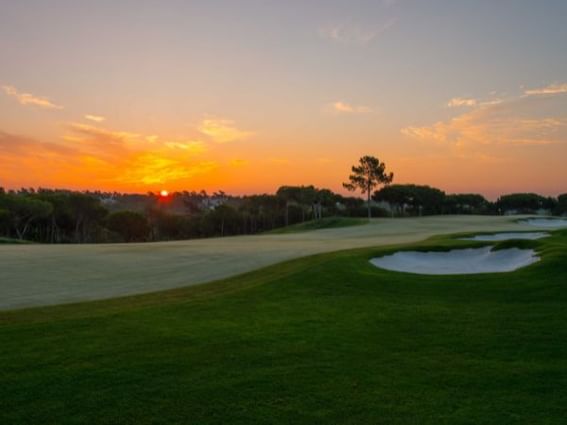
[1,227,566,424]
[0,215,541,310]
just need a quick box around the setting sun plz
[160,190,169,197]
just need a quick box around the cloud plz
[84,114,106,123]
[66,123,139,159]
[447,97,477,107]
[2,85,63,110]
[318,19,396,45]
[402,97,567,149]
[0,130,76,157]
[330,101,373,114]
[116,154,217,185]
[68,123,139,142]
[524,83,567,96]
[198,118,253,143]
[164,140,206,153]
[0,127,217,190]
[447,97,503,108]
[67,122,208,154]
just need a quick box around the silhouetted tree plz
[276,186,301,226]
[106,211,150,242]
[374,184,445,216]
[343,155,393,219]
[555,193,567,216]
[0,193,53,240]
[444,193,490,215]
[496,193,555,214]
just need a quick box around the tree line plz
[1,186,564,244]
[1,156,565,243]
[0,186,364,243]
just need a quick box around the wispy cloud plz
[116,154,216,185]
[198,118,253,143]
[524,83,567,96]
[164,140,206,153]
[67,122,207,155]
[402,96,567,149]
[84,114,105,123]
[447,97,477,107]
[447,97,502,108]
[66,123,140,158]
[318,19,396,45]
[2,85,63,110]
[0,124,216,190]
[329,101,373,114]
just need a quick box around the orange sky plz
[1,1,566,199]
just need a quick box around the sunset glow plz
[1,1,566,198]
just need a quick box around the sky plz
[1,0,566,199]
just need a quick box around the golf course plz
[1,215,566,424]
[3,1,567,422]
[0,215,546,310]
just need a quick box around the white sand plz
[462,232,548,241]
[522,218,567,228]
[0,215,538,310]
[370,246,539,275]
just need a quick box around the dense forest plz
[0,185,565,244]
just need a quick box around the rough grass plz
[1,230,566,424]
[267,216,366,233]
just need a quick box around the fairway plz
[0,215,538,310]
[1,226,566,424]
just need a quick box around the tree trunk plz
[367,190,371,220]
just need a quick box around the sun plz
[160,190,169,197]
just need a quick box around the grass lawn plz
[1,230,566,424]
[267,216,367,233]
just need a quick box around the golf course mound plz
[370,246,539,275]
[462,232,549,241]
[522,218,567,228]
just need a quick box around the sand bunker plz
[522,218,567,228]
[370,246,539,275]
[462,232,548,241]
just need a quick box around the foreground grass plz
[267,216,366,233]
[1,231,566,424]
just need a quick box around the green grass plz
[267,216,367,233]
[1,230,567,424]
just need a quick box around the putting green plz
[0,215,539,310]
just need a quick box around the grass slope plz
[1,230,566,424]
[267,216,366,233]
